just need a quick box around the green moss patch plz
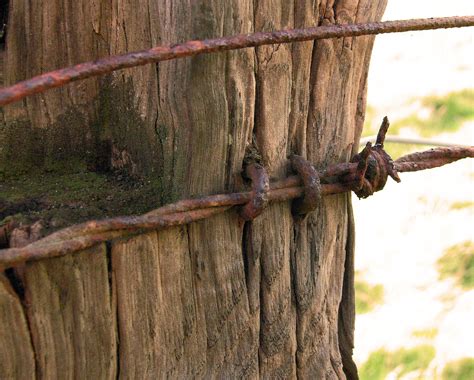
[437,241,474,289]
[442,358,474,380]
[0,111,92,178]
[0,169,163,236]
[360,345,436,380]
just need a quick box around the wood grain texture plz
[187,213,257,377]
[249,1,386,377]
[23,244,116,379]
[149,2,259,374]
[155,0,255,199]
[113,218,258,378]
[112,229,207,378]
[0,273,36,379]
[1,0,388,378]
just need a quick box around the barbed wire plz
[1,16,473,268]
[1,118,472,269]
[359,135,471,148]
[0,16,473,107]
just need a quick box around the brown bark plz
[0,0,387,378]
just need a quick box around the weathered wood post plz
[1,0,387,378]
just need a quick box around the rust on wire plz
[0,117,472,269]
[0,207,232,269]
[0,16,473,107]
[351,117,401,198]
[290,155,321,217]
[394,147,474,172]
[239,163,270,221]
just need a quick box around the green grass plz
[437,241,474,290]
[411,328,438,340]
[355,272,384,314]
[362,105,377,136]
[449,201,474,211]
[442,358,474,380]
[359,345,436,380]
[390,89,474,137]
[361,90,474,157]
[383,143,432,160]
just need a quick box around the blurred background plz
[353,1,474,379]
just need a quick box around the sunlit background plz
[353,1,474,379]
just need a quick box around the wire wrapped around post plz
[0,118,473,269]
[239,163,270,221]
[290,155,321,218]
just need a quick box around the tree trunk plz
[0,0,387,378]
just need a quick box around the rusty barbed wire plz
[0,16,473,107]
[394,147,474,172]
[0,118,472,269]
[360,135,471,148]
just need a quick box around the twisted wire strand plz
[0,16,473,106]
[1,145,472,269]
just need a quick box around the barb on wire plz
[0,16,473,107]
[394,147,474,172]
[0,118,472,269]
[360,135,470,148]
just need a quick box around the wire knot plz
[239,163,270,221]
[351,117,400,198]
[290,155,321,218]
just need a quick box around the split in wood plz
[0,118,472,269]
[0,222,12,249]
[0,16,473,106]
